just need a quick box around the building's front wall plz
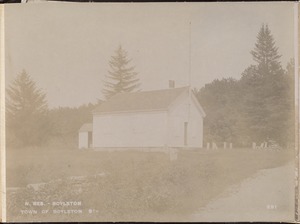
[167,92,204,148]
[79,132,89,149]
[93,111,167,148]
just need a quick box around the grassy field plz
[6,147,294,222]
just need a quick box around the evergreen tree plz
[6,70,50,147]
[196,25,294,147]
[241,24,292,146]
[102,45,140,100]
[251,24,282,75]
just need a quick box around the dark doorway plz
[184,122,188,146]
[88,131,93,148]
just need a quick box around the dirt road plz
[192,161,295,222]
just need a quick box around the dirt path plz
[192,161,295,222]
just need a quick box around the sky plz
[4,2,295,108]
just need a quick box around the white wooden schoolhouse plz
[79,85,206,149]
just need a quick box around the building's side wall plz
[167,92,204,148]
[93,111,167,148]
[79,132,89,149]
[189,98,204,147]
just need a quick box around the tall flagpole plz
[189,21,191,88]
[188,21,192,99]
[187,21,191,147]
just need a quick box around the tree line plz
[6,24,295,148]
[6,46,140,148]
[194,24,294,147]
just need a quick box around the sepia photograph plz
[2,2,298,222]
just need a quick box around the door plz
[88,131,93,148]
[184,122,188,146]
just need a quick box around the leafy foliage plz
[195,78,241,144]
[47,104,95,148]
[102,45,141,100]
[195,24,294,147]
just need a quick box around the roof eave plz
[191,93,206,117]
[93,108,168,115]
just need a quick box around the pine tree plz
[251,24,282,75]
[241,24,292,146]
[6,70,50,147]
[194,25,293,147]
[102,45,140,100]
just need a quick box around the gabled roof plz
[93,87,189,114]
[79,123,93,132]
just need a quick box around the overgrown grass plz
[6,147,294,222]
